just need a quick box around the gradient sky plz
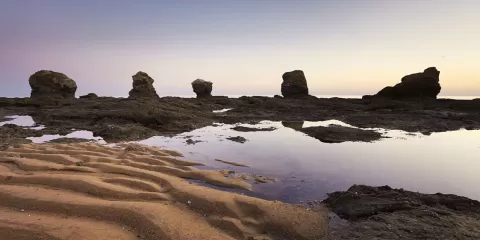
[1,0,479,97]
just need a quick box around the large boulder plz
[128,72,159,99]
[29,70,77,100]
[366,67,441,99]
[281,70,309,98]
[191,79,213,98]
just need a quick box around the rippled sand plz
[0,143,327,240]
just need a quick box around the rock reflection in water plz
[136,120,480,203]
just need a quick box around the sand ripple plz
[0,143,327,240]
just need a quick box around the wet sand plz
[0,143,328,240]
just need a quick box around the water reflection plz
[0,115,45,129]
[0,115,104,143]
[213,108,233,113]
[136,120,480,203]
[5,114,477,203]
[27,130,106,144]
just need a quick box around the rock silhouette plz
[366,67,441,99]
[323,185,480,239]
[273,95,283,99]
[79,93,98,99]
[281,70,309,98]
[29,70,77,100]
[191,79,213,98]
[128,72,159,99]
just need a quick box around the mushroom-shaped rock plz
[281,70,309,98]
[367,67,441,99]
[29,70,77,100]
[191,79,213,98]
[128,72,159,99]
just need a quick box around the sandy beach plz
[0,143,328,240]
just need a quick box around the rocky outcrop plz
[273,95,283,99]
[0,124,34,150]
[231,126,276,132]
[226,136,247,143]
[29,70,77,100]
[79,93,98,99]
[298,125,382,143]
[281,121,304,130]
[365,67,441,99]
[128,72,159,99]
[322,185,480,239]
[191,79,213,98]
[281,70,309,98]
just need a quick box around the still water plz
[138,120,480,203]
[2,115,479,203]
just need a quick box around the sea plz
[164,95,480,100]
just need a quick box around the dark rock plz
[322,185,480,239]
[298,125,382,143]
[0,124,34,150]
[281,70,309,98]
[239,96,264,105]
[79,93,98,99]
[231,126,276,132]
[2,94,480,146]
[273,95,283,99]
[191,79,213,98]
[185,138,202,145]
[369,67,441,99]
[29,70,77,100]
[281,121,304,130]
[226,136,247,143]
[0,98,35,108]
[210,96,231,105]
[361,95,373,100]
[93,124,158,141]
[128,72,159,99]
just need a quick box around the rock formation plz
[365,67,441,99]
[281,121,304,130]
[281,70,309,98]
[29,70,77,100]
[79,93,98,99]
[273,95,283,99]
[298,125,383,143]
[323,185,480,239]
[128,72,159,99]
[191,79,213,98]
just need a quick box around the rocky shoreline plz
[321,185,480,239]
[4,66,477,145]
[2,67,480,239]
[1,96,479,145]
[2,95,479,239]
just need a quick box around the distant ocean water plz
[109,95,479,100]
[171,95,479,100]
[438,96,480,100]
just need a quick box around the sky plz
[0,0,479,97]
